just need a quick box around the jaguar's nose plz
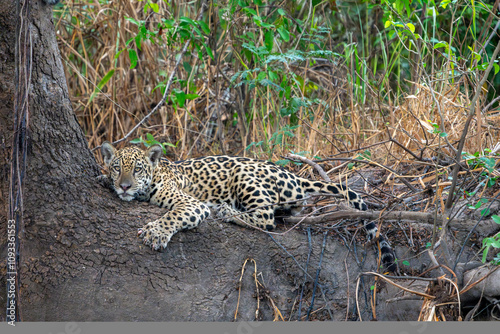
[120,183,132,191]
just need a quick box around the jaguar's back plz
[174,155,366,214]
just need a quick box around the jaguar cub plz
[101,142,396,271]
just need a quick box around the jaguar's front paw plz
[137,221,173,250]
[96,174,113,189]
[215,202,233,220]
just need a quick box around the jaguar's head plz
[101,142,163,201]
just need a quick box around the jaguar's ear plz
[101,141,116,166]
[146,145,163,168]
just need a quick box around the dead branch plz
[286,153,331,182]
[359,272,436,299]
[283,210,500,236]
[317,157,418,193]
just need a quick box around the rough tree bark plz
[0,0,496,323]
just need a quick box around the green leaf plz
[278,8,286,16]
[264,30,274,52]
[148,2,159,13]
[481,208,490,217]
[482,247,489,263]
[401,0,411,17]
[268,70,278,82]
[440,0,452,8]
[125,17,140,26]
[277,26,290,42]
[128,49,138,69]
[259,21,274,29]
[88,69,115,104]
[406,23,415,33]
[257,71,267,81]
[384,21,392,28]
[162,19,175,29]
[202,42,214,60]
[174,90,186,108]
[242,7,257,16]
[130,138,143,144]
[488,178,496,187]
[185,93,199,100]
[115,49,126,59]
[183,61,193,74]
[433,42,448,49]
[198,21,210,34]
[125,37,134,47]
[246,140,264,151]
[492,215,500,224]
[180,16,197,26]
[402,260,410,266]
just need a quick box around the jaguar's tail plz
[300,179,397,272]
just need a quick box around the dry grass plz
[54,1,500,167]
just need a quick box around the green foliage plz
[88,69,115,103]
[246,124,300,158]
[480,215,500,265]
[427,120,448,138]
[468,198,490,217]
[53,0,500,157]
[462,149,498,189]
[130,133,177,154]
[225,0,352,156]
[348,150,372,169]
[120,13,212,70]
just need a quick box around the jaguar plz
[101,142,396,271]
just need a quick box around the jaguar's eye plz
[113,165,120,172]
[134,166,142,173]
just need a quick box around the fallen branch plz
[358,272,436,299]
[283,210,500,235]
[286,153,331,182]
[305,156,419,193]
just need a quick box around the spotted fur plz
[101,142,396,271]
